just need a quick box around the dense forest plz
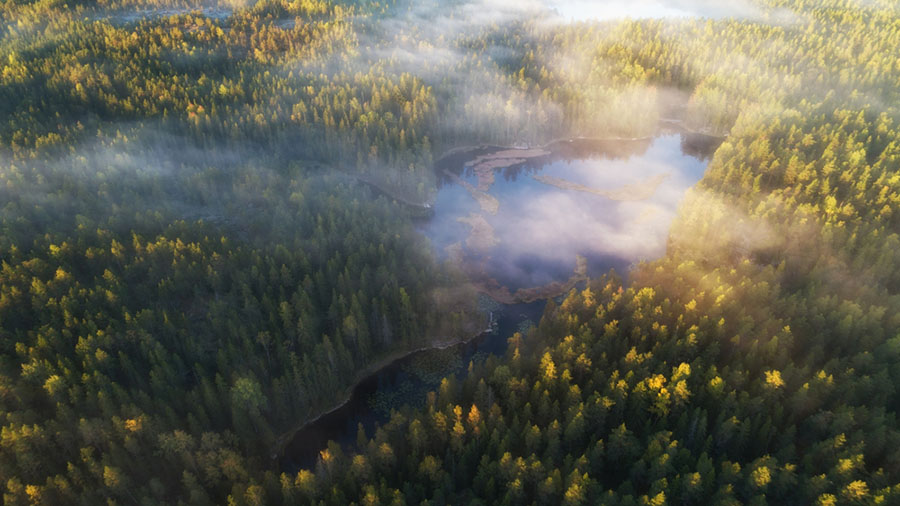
[3,0,900,504]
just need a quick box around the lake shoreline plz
[277,124,723,463]
[270,321,492,460]
[354,172,436,212]
[353,120,724,211]
[433,119,725,170]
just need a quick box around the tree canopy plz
[3,0,900,504]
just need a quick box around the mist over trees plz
[2,0,900,504]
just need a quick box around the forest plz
[2,0,900,504]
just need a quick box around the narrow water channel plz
[280,130,721,471]
[280,299,545,470]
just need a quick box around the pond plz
[279,130,720,471]
[422,133,714,300]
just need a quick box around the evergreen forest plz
[2,0,900,504]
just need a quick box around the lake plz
[279,297,545,470]
[422,134,713,298]
[280,130,719,470]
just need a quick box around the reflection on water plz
[281,132,720,471]
[421,134,713,294]
[281,297,545,471]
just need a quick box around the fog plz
[545,0,792,22]
[1,0,817,288]
[419,134,715,293]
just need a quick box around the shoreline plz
[353,172,436,210]
[270,320,491,460]
[460,254,589,305]
[276,122,723,461]
[349,119,724,211]
[432,119,726,167]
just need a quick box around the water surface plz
[281,298,544,470]
[422,134,711,293]
[281,131,719,470]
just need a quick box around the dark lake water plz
[280,131,719,471]
[280,298,545,470]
